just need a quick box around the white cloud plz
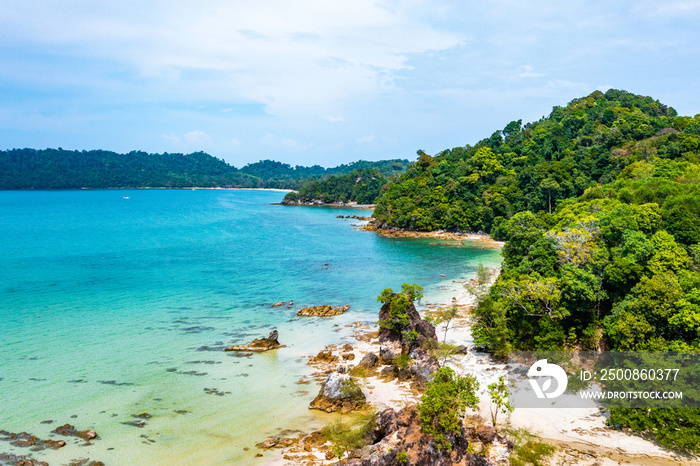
[162,134,181,144]
[184,130,210,144]
[0,0,464,117]
[163,130,211,148]
[518,65,545,79]
[260,133,312,151]
[325,115,345,123]
[633,0,700,18]
[356,135,375,144]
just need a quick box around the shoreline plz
[2,187,295,192]
[360,222,505,248]
[261,256,698,466]
[276,202,375,209]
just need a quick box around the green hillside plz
[373,89,697,234]
[373,89,700,452]
[282,168,388,204]
[0,148,407,190]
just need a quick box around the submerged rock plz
[50,424,99,442]
[309,371,366,414]
[311,348,339,364]
[224,330,285,352]
[296,304,350,317]
[77,429,97,441]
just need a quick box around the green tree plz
[539,177,560,214]
[487,376,513,426]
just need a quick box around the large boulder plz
[309,371,366,414]
[410,357,441,383]
[357,352,379,369]
[224,330,285,352]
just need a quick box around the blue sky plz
[2,1,700,167]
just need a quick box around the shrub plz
[418,367,479,450]
[348,365,368,378]
[322,410,378,460]
[393,354,413,370]
[396,450,408,463]
[503,427,556,466]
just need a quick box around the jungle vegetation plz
[282,168,390,204]
[373,89,700,452]
[0,148,407,190]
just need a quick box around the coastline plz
[360,222,505,248]
[3,187,295,192]
[258,232,698,465]
[276,202,375,209]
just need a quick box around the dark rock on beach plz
[357,352,379,369]
[224,330,285,352]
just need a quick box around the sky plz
[1,1,700,168]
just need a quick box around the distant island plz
[0,148,408,191]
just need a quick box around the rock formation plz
[308,371,366,414]
[345,407,512,466]
[378,297,437,349]
[224,330,285,352]
[296,304,350,317]
[373,296,440,386]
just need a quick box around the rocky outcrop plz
[345,407,512,466]
[378,297,437,350]
[309,370,366,414]
[296,304,350,317]
[374,297,440,386]
[224,330,285,352]
[311,348,339,364]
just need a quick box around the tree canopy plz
[0,148,408,190]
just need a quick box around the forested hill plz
[0,148,407,190]
[409,89,700,452]
[282,168,388,205]
[240,158,407,181]
[373,89,698,234]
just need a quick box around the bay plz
[0,189,501,464]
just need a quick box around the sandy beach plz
[263,250,699,465]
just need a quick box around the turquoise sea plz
[0,189,501,465]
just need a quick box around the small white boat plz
[123,196,130,199]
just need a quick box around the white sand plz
[434,288,699,465]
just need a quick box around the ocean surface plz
[0,189,502,465]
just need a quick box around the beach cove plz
[0,189,501,465]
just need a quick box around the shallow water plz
[0,189,501,464]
